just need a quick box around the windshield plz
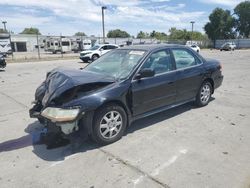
[85,49,146,80]
[89,45,100,50]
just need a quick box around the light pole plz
[190,21,195,44]
[101,6,107,44]
[2,21,7,31]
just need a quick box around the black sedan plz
[30,44,223,145]
[0,55,6,69]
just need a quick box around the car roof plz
[120,44,185,51]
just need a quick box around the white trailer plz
[0,34,12,56]
[61,38,72,53]
[44,37,72,54]
[71,39,92,52]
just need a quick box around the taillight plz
[219,63,222,70]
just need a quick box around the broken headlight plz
[41,107,81,122]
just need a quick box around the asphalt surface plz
[0,50,250,188]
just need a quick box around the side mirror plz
[135,68,155,79]
[99,48,103,51]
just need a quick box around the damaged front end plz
[29,67,115,137]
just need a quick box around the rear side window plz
[172,49,201,69]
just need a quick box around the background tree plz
[204,8,235,46]
[137,31,146,38]
[168,28,188,40]
[74,32,86,36]
[234,1,250,38]
[20,27,41,35]
[107,29,130,38]
[150,30,168,40]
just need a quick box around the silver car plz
[220,42,236,51]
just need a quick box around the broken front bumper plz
[29,102,82,135]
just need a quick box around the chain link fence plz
[5,33,247,62]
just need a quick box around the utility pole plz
[101,6,107,44]
[60,33,63,58]
[190,21,195,44]
[2,21,7,31]
[36,33,41,59]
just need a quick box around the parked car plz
[188,44,200,53]
[79,44,118,62]
[0,54,6,69]
[220,42,236,51]
[30,44,223,145]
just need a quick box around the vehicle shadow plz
[25,122,98,161]
[126,102,195,135]
[0,98,215,162]
[127,98,215,135]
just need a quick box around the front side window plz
[141,49,174,75]
[172,49,200,69]
[107,45,117,49]
[101,45,108,50]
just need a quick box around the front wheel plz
[195,81,212,107]
[92,104,127,145]
[92,54,99,61]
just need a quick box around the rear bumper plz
[214,75,224,89]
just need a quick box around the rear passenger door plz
[171,48,204,103]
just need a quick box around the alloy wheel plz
[99,111,123,139]
[200,84,211,103]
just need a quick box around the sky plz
[0,0,245,36]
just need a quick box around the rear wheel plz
[92,104,127,145]
[195,81,212,107]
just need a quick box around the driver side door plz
[131,49,177,116]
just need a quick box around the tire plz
[195,81,212,107]
[92,104,127,145]
[92,54,99,61]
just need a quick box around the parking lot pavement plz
[0,50,250,188]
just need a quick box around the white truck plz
[0,34,12,57]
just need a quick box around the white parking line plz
[50,153,79,167]
[133,149,188,187]
[151,149,187,176]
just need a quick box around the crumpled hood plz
[36,67,115,106]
